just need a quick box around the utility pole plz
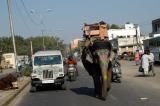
[30,41,33,56]
[135,25,139,50]
[41,29,45,51]
[7,0,18,71]
[135,24,143,51]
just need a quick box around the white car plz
[30,50,65,92]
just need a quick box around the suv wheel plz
[30,86,37,92]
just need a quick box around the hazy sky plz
[0,0,160,43]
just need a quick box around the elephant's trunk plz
[96,49,110,99]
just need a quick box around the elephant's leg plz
[107,67,112,91]
[106,61,112,91]
[92,75,101,97]
[91,65,101,97]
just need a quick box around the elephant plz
[81,39,112,100]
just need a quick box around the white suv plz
[31,50,65,92]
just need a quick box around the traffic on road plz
[8,60,160,106]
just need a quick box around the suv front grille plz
[43,70,53,79]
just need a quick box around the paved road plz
[14,60,160,106]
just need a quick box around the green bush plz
[23,65,32,77]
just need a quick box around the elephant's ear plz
[81,48,93,75]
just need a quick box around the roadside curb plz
[1,78,31,106]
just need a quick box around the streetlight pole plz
[7,0,18,71]
[30,40,33,56]
[134,24,143,51]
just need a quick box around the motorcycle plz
[112,59,122,83]
[67,64,78,81]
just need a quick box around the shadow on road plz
[70,87,94,97]
[32,86,65,93]
[134,74,154,78]
[154,62,160,66]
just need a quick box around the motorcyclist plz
[67,55,77,65]
[66,55,78,75]
[110,48,121,82]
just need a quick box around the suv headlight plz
[59,68,63,72]
[33,69,42,75]
[33,70,37,74]
[31,71,38,78]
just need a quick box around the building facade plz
[70,38,82,50]
[150,18,160,37]
[108,23,145,54]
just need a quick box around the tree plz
[110,24,120,29]
[0,35,65,56]
[107,24,110,30]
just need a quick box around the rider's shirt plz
[67,59,77,65]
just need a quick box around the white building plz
[108,23,146,54]
[108,23,140,40]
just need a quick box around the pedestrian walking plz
[141,50,149,75]
[135,50,140,65]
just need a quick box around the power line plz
[20,0,39,26]
[20,0,50,36]
[14,0,32,34]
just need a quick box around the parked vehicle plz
[30,50,66,92]
[2,53,16,69]
[67,64,77,81]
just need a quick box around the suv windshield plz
[34,55,61,66]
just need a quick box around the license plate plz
[42,80,54,84]
[70,73,74,75]
[69,68,74,70]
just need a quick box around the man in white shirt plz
[141,51,149,75]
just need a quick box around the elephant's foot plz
[107,86,111,91]
[95,95,106,101]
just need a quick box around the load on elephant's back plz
[81,39,112,100]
